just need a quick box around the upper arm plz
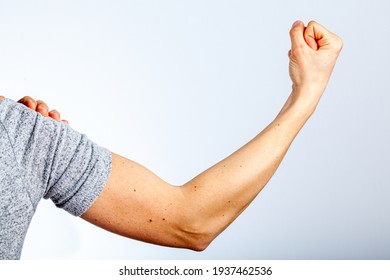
[81,153,190,248]
[0,98,112,215]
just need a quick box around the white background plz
[0,0,389,259]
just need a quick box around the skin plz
[0,95,68,124]
[5,20,343,251]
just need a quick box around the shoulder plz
[0,97,39,130]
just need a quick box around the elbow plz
[186,236,212,252]
[175,219,217,252]
[171,189,223,252]
[183,232,214,252]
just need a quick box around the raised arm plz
[81,20,343,251]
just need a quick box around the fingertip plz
[18,96,37,110]
[26,100,37,110]
[36,100,49,117]
[292,20,303,28]
[290,20,304,34]
[49,110,60,121]
[49,109,59,115]
[37,106,48,117]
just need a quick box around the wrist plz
[290,84,325,110]
[277,86,324,122]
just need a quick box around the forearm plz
[179,89,316,246]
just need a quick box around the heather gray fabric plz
[0,98,112,259]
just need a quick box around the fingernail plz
[292,20,301,28]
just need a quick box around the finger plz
[18,96,37,110]
[289,20,306,50]
[36,100,49,117]
[49,110,61,122]
[61,119,69,125]
[0,96,4,101]
[304,20,331,50]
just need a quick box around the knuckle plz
[336,37,344,50]
[331,35,344,51]
[23,96,35,104]
[292,43,305,54]
[37,100,48,107]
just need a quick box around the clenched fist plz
[288,20,343,111]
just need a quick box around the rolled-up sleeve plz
[0,98,112,216]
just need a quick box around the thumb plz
[289,20,306,50]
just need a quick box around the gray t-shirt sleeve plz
[0,98,112,216]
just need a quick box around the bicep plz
[81,153,188,247]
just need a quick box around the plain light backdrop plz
[0,0,389,259]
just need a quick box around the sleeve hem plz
[62,148,113,217]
